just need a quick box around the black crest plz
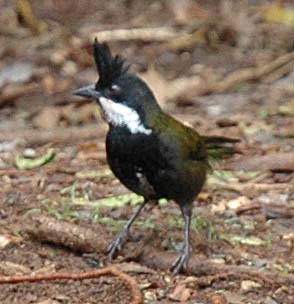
[93,38,129,88]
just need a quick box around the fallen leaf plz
[75,169,113,179]
[225,235,267,246]
[91,193,144,208]
[168,284,192,302]
[144,291,157,301]
[0,235,11,249]
[210,293,228,304]
[264,4,294,26]
[15,149,55,170]
[278,99,294,116]
[226,196,251,210]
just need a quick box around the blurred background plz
[0,1,294,303]
[0,0,293,152]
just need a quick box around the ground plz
[0,0,294,303]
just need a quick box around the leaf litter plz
[0,0,294,303]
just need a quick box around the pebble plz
[241,280,262,293]
[23,148,37,158]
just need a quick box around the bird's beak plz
[72,84,102,99]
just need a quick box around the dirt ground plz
[0,0,294,303]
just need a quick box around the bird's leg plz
[170,203,192,275]
[107,198,149,260]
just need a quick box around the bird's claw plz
[170,251,190,275]
[106,229,129,260]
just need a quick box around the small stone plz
[23,148,37,158]
[240,280,262,293]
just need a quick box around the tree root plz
[23,214,294,288]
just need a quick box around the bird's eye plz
[110,84,121,94]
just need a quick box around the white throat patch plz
[99,97,152,135]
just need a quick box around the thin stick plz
[211,52,294,93]
[0,125,105,145]
[0,266,143,304]
[89,27,180,43]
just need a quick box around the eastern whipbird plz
[73,39,239,274]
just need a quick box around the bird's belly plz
[106,128,206,203]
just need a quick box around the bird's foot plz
[106,229,130,260]
[170,249,190,275]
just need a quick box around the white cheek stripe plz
[99,97,152,135]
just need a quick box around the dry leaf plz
[168,284,192,302]
[264,4,294,26]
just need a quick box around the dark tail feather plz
[202,136,240,160]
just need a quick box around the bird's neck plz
[99,96,154,135]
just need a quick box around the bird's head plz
[73,39,159,133]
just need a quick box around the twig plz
[90,27,180,43]
[0,266,143,304]
[211,52,294,93]
[236,202,261,215]
[226,152,294,172]
[0,125,106,145]
[262,61,294,83]
[235,202,294,219]
[208,180,290,192]
[0,83,39,106]
[166,52,294,98]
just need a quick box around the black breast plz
[106,127,163,198]
[106,126,205,204]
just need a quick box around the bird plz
[73,39,239,274]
